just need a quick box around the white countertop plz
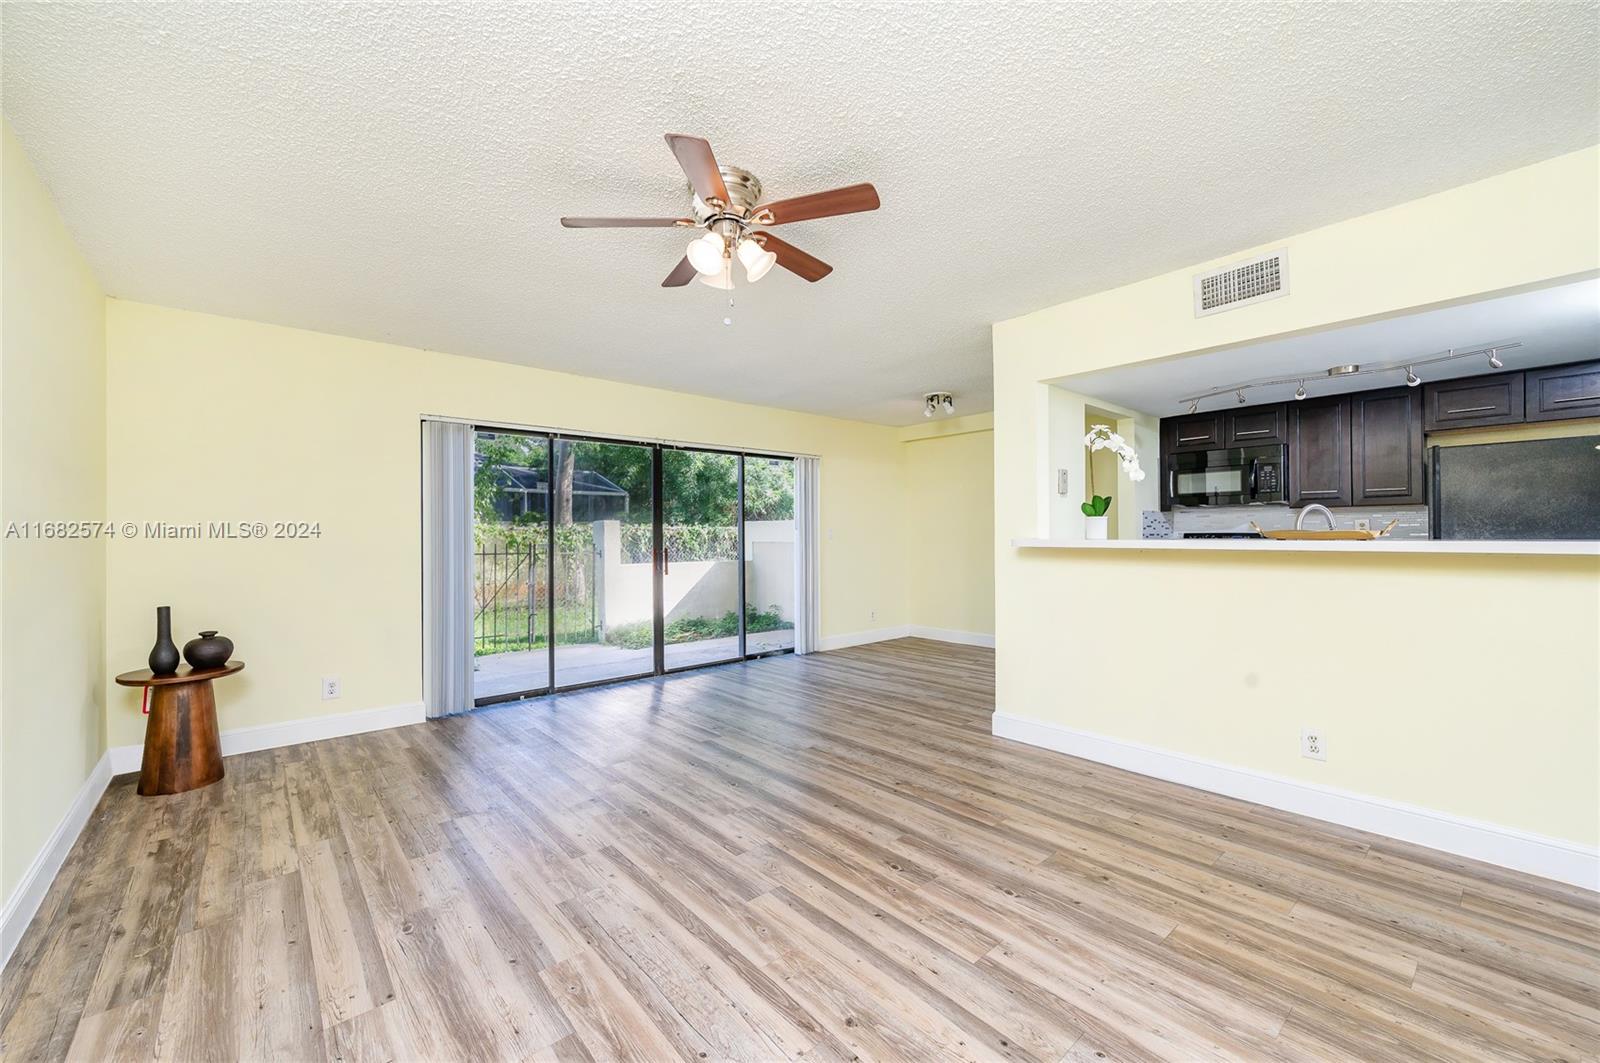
[1012,537,1600,556]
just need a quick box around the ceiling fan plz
[560,134,880,289]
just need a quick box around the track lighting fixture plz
[1176,341,1517,412]
[923,392,955,418]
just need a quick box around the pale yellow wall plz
[103,302,911,748]
[1,122,107,905]
[900,414,994,635]
[994,146,1600,847]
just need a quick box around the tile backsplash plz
[1146,504,1430,539]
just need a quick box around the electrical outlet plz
[1301,727,1326,761]
[869,609,876,622]
[1353,518,1371,531]
[322,676,341,700]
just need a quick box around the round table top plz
[115,661,245,687]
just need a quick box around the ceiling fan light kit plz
[560,134,879,291]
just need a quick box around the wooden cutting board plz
[1249,519,1398,541]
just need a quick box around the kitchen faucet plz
[1295,503,1337,531]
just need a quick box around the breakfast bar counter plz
[1012,537,1600,557]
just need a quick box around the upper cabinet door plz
[1524,360,1600,422]
[1351,387,1425,505]
[1423,372,1524,431]
[1289,397,1352,507]
[1225,404,1287,447]
[1167,412,1224,450]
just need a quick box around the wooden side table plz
[115,661,244,796]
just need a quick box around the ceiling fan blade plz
[560,216,690,228]
[662,256,697,287]
[758,233,833,282]
[755,183,879,226]
[664,134,730,204]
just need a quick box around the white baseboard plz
[818,625,912,651]
[2,750,113,971]
[992,712,1599,892]
[109,700,427,775]
[907,626,996,648]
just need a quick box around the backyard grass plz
[601,605,791,650]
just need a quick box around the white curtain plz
[793,456,822,654]
[421,419,474,716]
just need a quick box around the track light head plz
[1488,348,1504,370]
[1235,389,1247,404]
[1405,367,1421,387]
[1294,382,1307,400]
[1186,400,1199,415]
[923,391,954,418]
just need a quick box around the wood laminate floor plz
[3,639,1597,1061]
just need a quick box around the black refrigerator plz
[1430,436,1600,540]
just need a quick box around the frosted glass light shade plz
[697,261,735,290]
[737,238,777,282]
[687,232,725,276]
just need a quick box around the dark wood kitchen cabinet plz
[1524,360,1600,422]
[1288,397,1352,507]
[1351,387,1425,504]
[1165,412,1224,451]
[1225,404,1287,447]
[1423,372,1523,431]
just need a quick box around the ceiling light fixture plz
[1175,341,1519,412]
[686,231,726,276]
[697,259,735,290]
[924,392,954,418]
[737,237,777,282]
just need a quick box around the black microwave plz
[1168,445,1287,506]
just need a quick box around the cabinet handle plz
[1177,434,1210,443]
[1549,394,1600,405]
[1234,429,1270,437]
[1444,405,1498,414]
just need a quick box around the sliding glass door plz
[743,456,797,655]
[661,448,743,671]
[554,438,656,688]
[471,428,796,705]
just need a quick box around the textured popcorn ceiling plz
[3,2,1597,424]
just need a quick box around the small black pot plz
[183,630,234,670]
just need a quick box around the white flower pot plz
[1084,515,1109,540]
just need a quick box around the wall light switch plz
[1057,468,1070,495]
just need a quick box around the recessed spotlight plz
[722,317,733,326]
[1326,364,1360,377]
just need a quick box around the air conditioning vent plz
[1193,249,1289,317]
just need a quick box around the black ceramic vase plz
[148,606,181,676]
[183,630,233,671]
